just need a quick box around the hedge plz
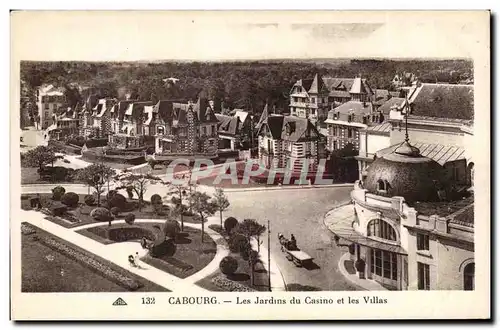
[90,207,113,222]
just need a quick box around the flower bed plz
[21,223,36,235]
[211,275,256,292]
[21,223,142,291]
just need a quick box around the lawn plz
[21,223,169,292]
[76,223,217,279]
[21,193,204,229]
[21,167,84,185]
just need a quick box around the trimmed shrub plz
[107,190,118,200]
[110,207,121,216]
[151,194,162,205]
[150,238,176,258]
[61,192,79,208]
[49,201,67,216]
[124,213,136,225]
[90,207,113,222]
[84,195,95,206]
[224,217,238,234]
[219,256,238,276]
[228,234,249,253]
[164,219,181,238]
[171,196,181,206]
[108,194,127,210]
[51,186,66,201]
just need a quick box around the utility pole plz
[267,219,271,292]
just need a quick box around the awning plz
[325,205,407,255]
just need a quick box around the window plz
[311,108,316,115]
[363,116,368,125]
[157,126,165,135]
[311,97,315,103]
[367,219,397,241]
[370,249,398,280]
[464,263,474,291]
[212,125,216,133]
[417,233,429,251]
[348,128,353,138]
[202,126,207,135]
[417,262,430,290]
[44,103,50,110]
[377,179,387,191]
[333,140,337,150]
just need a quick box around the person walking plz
[134,252,140,267]
[128,255,136,267]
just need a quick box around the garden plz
[196,217,270,292]
[21,222,168,292]
[76,221,217,279]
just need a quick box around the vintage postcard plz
[10,10,490,320]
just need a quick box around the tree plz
[148,158,158,170]
[240,242,260,285]
[115,173,161,211]
[212,188,230,227]
[164,176,190,231]
[189,191,217,243]
[23,146,58,174]
[234,219,266,253]
[76,164,115,207]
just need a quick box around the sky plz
[11,11,488,61]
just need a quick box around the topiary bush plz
[51,186,66,201]
[61,192,79,208]
[164,219,181,238]
[228,233,249,253]
[84,194,95,206]
[107,190,118,200]
[124,213,136,225]
[108,194,127,210]
[224,217,238,234]
[110,207,121,216]
[150,238,176,258]
[219,256,238,276]
[90,207,113,222]
[151,194,162,205]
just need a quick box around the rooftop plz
[376,141,466,166]
[412,193,474,220]
[408,83,474,120]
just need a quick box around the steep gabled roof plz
[281,116,319,142]
[256,103,270,130]
[308,73,328,94]
[216,114,240,135]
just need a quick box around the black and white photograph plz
[10,10,490,320]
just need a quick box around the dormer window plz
[377,179,388,192]
[157,126,165,135]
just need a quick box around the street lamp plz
[267,219,271,292]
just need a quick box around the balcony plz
[289,101,318,109]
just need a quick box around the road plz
[221,187,361,291]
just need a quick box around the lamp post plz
[267,219,271,292]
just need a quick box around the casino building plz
[325,105,474,291]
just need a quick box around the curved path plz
[20,183,287,291]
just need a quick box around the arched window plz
[367,219,397,241]
[377,179,386,191]
[464,263,474,291]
